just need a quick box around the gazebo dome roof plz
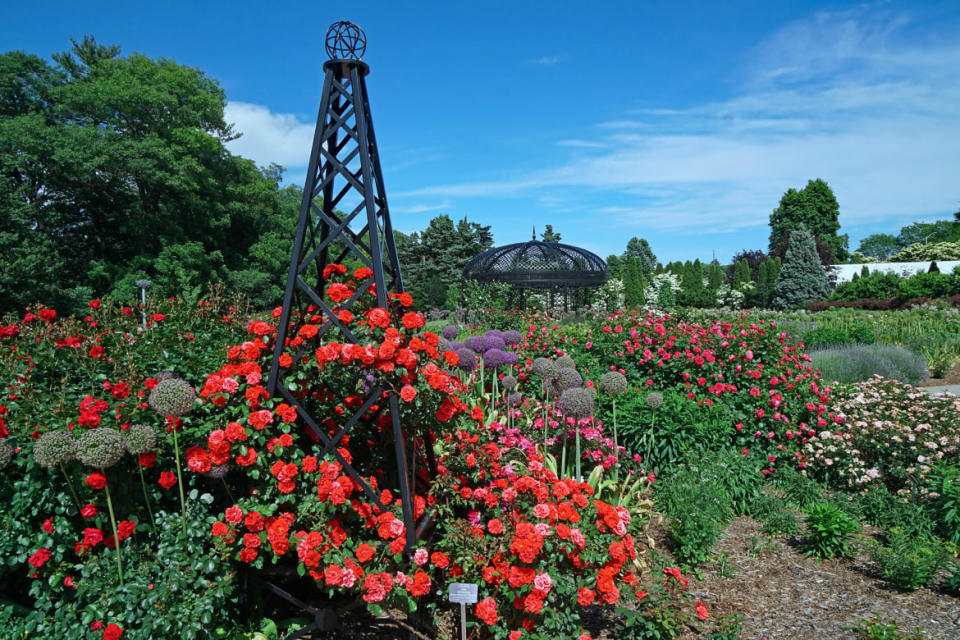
[463,238,608,289]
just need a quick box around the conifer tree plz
[772,229,830,308]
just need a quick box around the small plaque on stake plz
[448,583,478,604]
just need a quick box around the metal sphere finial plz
[325,21,367,60]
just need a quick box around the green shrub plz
[772,466,823,509]
[803,326,853,348]
[800,502,860,559]
[759,509,803,537]
[856,487,935,538]
[920,464,960,552]
[810,343,928,384]
[847,320,878,344]
[869,528,948,590]
[604,390,732,476]
[845,615,926,640]
[943,562,960,596]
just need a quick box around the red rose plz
[356,543,375,563]
[225,505,243,523]
[42,517,54,533]
[103,622,123,640]
[138,451,157,468]
[158,472,177,489]
[27,548,51,568]
[81,504,97,519]
[399,385,417,403]
[117,520,135,540]
[85,473,107,490]
[475,597,498,626]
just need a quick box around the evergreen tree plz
[605,254,623,280]
[540,225,562,242]
[623,257,645,308]
[732,259,751,289]
[707,260,724,291]
[771,229,830,309]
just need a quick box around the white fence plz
[829,261,960,284]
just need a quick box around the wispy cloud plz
[529,55,565,66]
[392,199,453,214]
[406,6,960,236]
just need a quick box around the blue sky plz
[3,1,959,263]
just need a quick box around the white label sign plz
[448,582,478,604]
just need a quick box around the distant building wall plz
[830,261,960,284]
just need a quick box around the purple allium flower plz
[558,387,594,419]
[483,348,509,369]
[531,357,557,379]
[502,375,518,391]
[503,351,519,366]
[484,336,506,352]
[469,336,487,354]
[508,391,523,406]
[442,325,458,340]
[455,348,477,372]
[485,329,505,340]
[502,330,522,346]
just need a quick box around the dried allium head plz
[555,355,576,370]
[461,336,475,351]
[507,391,523,406]
[558,387,594,419]
[149,377,196,416]
[455,348,477,372]
[645,392,664,410]
[77,428,124,469]
[599,371,628,396]
[0,438,12,470]
[502,375,518,391]
[502,330,522,347]
[441,325,459,340]
[530,357,558,380]
[483,348,508,369]
[438,337,452,353]
[33,431,78,468]
[554,367,583,392]
[124,424,157,455]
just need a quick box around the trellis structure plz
[267,19,429,557]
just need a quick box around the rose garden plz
[2,21,960,640]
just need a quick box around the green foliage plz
[622,237,657,279]
[869,528,948,590]
[920,464,960,551]
[802,326,854,348]
[772,466,823,510]
[755,257,781,308]
[0,39,292,315]
[772,228,830,309]
[856,487,935,539]
[759,508,803,537]
[604,390,732,476]
[845,615,926,640]
[540,224,562,242]
[943,562,960,596]
[800,502,860,559]
[655,451,762,565]
[891,241,960,262]
[624,257,647,308]
[396,215,494,309]
[769,179,847,262]
[857,233,902,261]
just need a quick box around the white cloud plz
[402,7,960,235]
[530,55,564,66]
[224,102,315,169]
[393,199,453,214]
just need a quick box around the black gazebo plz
[462,231,608,311]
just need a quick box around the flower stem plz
[575,420,581,482]
[137,463,156,531]
[59,462,82,513]
[104,478,124,583]
[613,398,619,483]
[171,424,188,539]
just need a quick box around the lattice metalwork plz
[267,22,430,560]
[463,237,609,289]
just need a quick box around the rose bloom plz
[85,473,107,490]
[158,472,177,489]
[103,623,123,640]
[413,548,429,566]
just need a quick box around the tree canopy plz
[768,179,847,263]
[0,37,293,314]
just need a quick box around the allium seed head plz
[77,428,124,469]
[531,357,558,380]
[502,375,518,391]
[124,424,157,455]
[558,387,594,419]
[645,392,664,410]
[206,463,230,479]
[554,367,583,391]
[507,391,523,406]
[149,377,196,416]
[0,439,12,470]
[33,431,78,468]
[599,371,628,396]
[555,355,576,370]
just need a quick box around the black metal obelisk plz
[267,21,422,552]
